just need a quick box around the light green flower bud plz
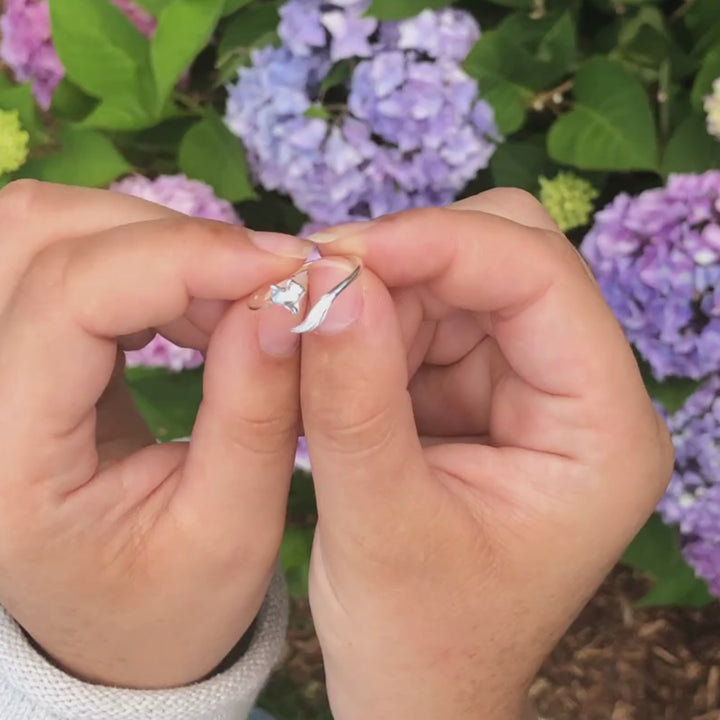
[705,78,720,141]
[0,109,29,175]
[539,172,598,233]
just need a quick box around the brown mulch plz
[534,567,720,720]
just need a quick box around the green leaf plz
[615,7,671,73]
[49,0,153,104]
[547,57,659,172]
[684,0,720,60]
[81,96,161,131]
[464,16,574,137]
[304,105,331,120]
[536,11,576,76]
[0,84,43,145]
[365,0,451,21]
[217,3,280,60]
[321,60,354,96]
[464,32,536,134]
[497,9,576,81]
[692,46,720,111]
[280,526,313,598]
[179,113,256,202]
[49,79,98,121]
[643,371,701,413]
[17,127,132,187]
[151,0,225,113]
[623,514,714,608]
[490,136,556,194]
[125,366,203,441]
[662,113,720,176]
[222,0,253,15]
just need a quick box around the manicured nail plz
[308,258,364,335]
[249,231,314,259]
[258,304,301,357]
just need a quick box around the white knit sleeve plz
[0,570,288,720]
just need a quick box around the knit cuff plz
[0,570,288,720]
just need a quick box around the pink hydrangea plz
[0,0,155,109]
[111,173,241,224]
[113,174,242,372]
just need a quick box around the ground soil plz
[533,567,720,720]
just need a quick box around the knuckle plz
[17,241,70,302]
[480,186,543,214]
[159,216,243,254]
[0,179,46,223]
[310,389,399,457]
[220,407,298,457]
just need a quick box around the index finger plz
[312,206,637,398]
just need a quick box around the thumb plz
[300,259,431,546]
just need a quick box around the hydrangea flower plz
[111,174,241,224]
[0,109,29,174]
[112,174,242,371]
[225,0,499,226]
[581,171,720,380]
[0,0,155,109]
[295,436,311,473]
[705,78,720,141]
[539,172,598,232]
[124,334,205,372]
[657,376,720,595]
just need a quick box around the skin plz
[0,181,672,718]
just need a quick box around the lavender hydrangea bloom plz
[0,0,155,109]
[112,174,242,372]
[226,0,499,227]
[111,173,241,224]
[581,171,720,380]
[657,376,720,594]
[295,436,312,472]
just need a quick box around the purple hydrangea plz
[112,174,242,372]
[225,0,498,226]
[0,0,155,109]
[295,436,311,472]
[657,376,720,594]
[111,173,241,224]
[581,171,720,380]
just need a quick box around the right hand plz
[0,180,312,689]
[299,191,673,720]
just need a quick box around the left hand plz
[0,181,310,688]
[300,190,673,720]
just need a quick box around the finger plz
[0,218,312,483]
[301,260,434,542]
[0,180,181,303]
[311,206,633,400]
[165,297,300,572]
[450,187,560,231]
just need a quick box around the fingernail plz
[258,305,301,357]
[307,220,376,253]
[249,231,314,259]
[309,259,364,335]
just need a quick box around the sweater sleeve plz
[0,569,288,720]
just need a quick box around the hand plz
[0,181,312,688]
[300,190,673,720]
